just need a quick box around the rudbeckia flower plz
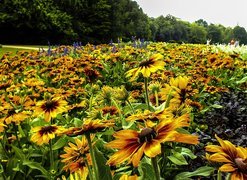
[106,115,198,167]
[60,136,91,164]
[34,97,68,122]
[30,125,65,145]
[126,54,165,81]
[119,174,138,180]
[60,136,92,180]
[206,134,247,180]
[64,119,115,136]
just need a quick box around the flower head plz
[126,54,165,81]
[106,114,198,167]
[60,136,92,179]
[30,125,65,145]
[206,134,247,180]
[64,119,115,136]
[34,97,68,122]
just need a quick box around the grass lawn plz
[0,47,38,57]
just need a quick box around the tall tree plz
[207,24,222,44]
[233,25,247,44]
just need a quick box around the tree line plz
[1,0,247,45]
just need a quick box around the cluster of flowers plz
[0,43,246,179]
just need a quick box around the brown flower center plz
[40,126,57,136]
[139,128,157,143]
[42,100,59,111]
[235,158,247,173]
[139,59,154,67]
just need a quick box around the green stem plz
[0,140,9,159]
[164,89,173,108]
[144,77,150,110]
[127,99,135,114]
[14,124,21,148]
[85,133,99,180]
[84,158,94,180]
[154,91,159,107]
[217,170,222,180]
[151,157,160,180]
[89,92,94,112]
[49,140,54,169]
[111,98,126,126]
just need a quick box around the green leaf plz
[52,136,68,150]
[18,125,26,137]
[236,76,247,84]
[23,160,49,177]
[12,146,25,160]
[31,117,47,127]
[175,166,215,180]
[211,104,223,109]
[94,146,112,180]
[168,152,188,165]
[73,118,83,127]
[138,162,155,180]
[181,147,197,160]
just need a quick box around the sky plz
[134,0,247,29]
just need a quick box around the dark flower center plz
[235,158,247,173]
[179,89,187,103]
[139,128,157,143]
[42,100,59,111]
[7,109,16,116]
[139,59,154,67]
[40,126,57,136]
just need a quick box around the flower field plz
[0,42,246,180]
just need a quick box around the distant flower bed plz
[0,42,246,180]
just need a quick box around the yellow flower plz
[0,120,6,133]
[0,102,30,125]
[126,53,165,81]
[34,97,68,122]
[64,119,115,136]
[60,136,90,165]
[119,174,138,180]
[60,136,91,180]
[106,114,198,167]
[206,134,247,180]
[30,125,65,145]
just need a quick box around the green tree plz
[233,25,247,44]
[189,23,207,44]
[0,0,75,44]
[207,24,222,44]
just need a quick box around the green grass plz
[0,47,37,57]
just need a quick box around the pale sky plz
[134,0,247,29]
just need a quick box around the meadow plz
[0,42,246,180]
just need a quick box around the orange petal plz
[131,143,146,167]
[231,172,244,180]
[107,144,139,166]
[173,133,199,145]
[215,134,237,159]
[113,130,138,139]
[205,145,223,153]
[106,139,136,149]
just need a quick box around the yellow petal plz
[219,163,236,172]
[144,140,161,158]
[205,145,223,153]
[173,133,199,145]
[209,153,231,163]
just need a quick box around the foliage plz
[1,0,247,44]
